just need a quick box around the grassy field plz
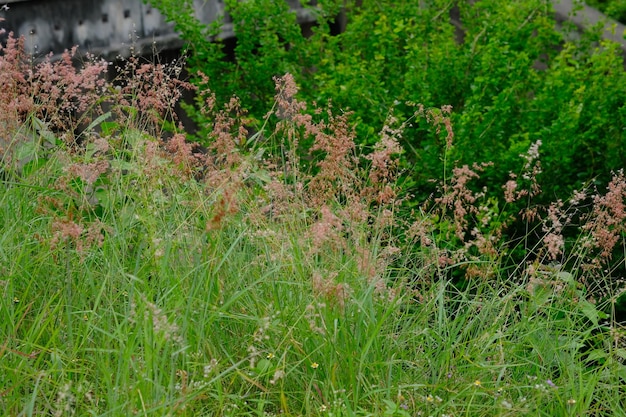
[1,32,626,417]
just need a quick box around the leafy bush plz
[586,0,626,23]
[148,0,626,209]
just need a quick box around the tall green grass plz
[1,35,626,416]
[2,163,624,416]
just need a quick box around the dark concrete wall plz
[0,0,314,60]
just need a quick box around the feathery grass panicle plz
[0,37,108,131]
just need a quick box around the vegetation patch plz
[1,2,626,416]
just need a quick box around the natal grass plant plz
[2,28,626,416]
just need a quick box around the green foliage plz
[148,0,625,207]
[586,0,626,23]
[147,0,331,121]
[3,7,626,414]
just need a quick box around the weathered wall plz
[0,0,313,59]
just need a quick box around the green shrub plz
[586,0,626,23]
[148,0,625,210]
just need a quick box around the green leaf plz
[84,111,112,133]
[585,348,608,363]
[100,121,120,137]
[579,300,607,327]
